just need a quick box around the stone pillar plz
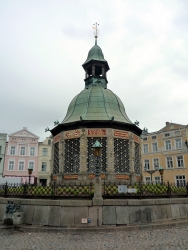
[78,130,87,181]
[92,177,103,205]
[59,132,64,174]
[106,129,115,181]
[129,137,136,184]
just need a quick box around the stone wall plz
[1,198,188,227]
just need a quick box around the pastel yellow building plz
[38,137,52,185]
[141,122,188,185]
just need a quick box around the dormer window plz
[165,133,170,137]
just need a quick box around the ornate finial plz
[92,22,99,45]
[54,120,59,126]
[45,127,50,132]
[134,120,139,126]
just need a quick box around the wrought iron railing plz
[0,181,188,200]
[102,181,188,199]
[0,182,94,199]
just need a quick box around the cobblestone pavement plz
[1,226,188,250]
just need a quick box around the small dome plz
[62,84,132,124]
[83,45,107,65]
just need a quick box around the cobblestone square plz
[1,226,188,250]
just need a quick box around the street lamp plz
[28,166,33,185]
[144,165,159,182]
[92,140,103,177]
[159,166,164,184]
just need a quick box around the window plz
[177,156,184,167]
[175,138,182,149]
[174,131,180,136]
[143,144,148,154]
[48,140,51,145]
[143,137,147,141]
[30,147,35,156]
[153,158,159,169]
[42,148,48,156]
[41,162,47,171]
[165,133,170,137]
[145,177,151,183]
[29,161,34,170]
[152,136,156,140]
[144,159,150,170]
[165,140,171,150]
[19,161,24,171]
[167,157,173,168]
[8,161,14,170]
[176,175,186,186]
[152,142,158,152]
[20,146,26,155]
[10,146,16,155]
[154,176,161,184]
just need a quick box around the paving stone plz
[1,225,188,249]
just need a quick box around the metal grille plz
[64,138,80,173]
[114,138,130,173]
[87,137,107,173]
[134,142,140,174]
[53,142,59,174]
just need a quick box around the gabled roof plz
[159,122,186,133]
[9,127,39,139]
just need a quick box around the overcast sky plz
[0,0,188,141]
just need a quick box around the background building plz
[38,137,52,185]
[141,122,188,185]
[0,133,7,177]
[3,127,39,183]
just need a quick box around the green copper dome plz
[61,42,132,125]
[62,82,132,124]
[83,44,107,65]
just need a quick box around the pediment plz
[9,128,39,139]
[159,123,185,133]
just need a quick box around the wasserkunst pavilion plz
[50,34,142,183]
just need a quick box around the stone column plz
[78,130,87,181]
[129,136,136,184]
[106,129,115,181]
[92,177,103,205]
[56,133,63,183]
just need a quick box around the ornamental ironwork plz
[53,142,59,174]
[134,142,140,174]
[87,137,107,173]
[114,138,130,173]
[64,138,80,173]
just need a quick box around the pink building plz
[3,127,39,184]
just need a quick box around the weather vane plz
[92,22,99,44]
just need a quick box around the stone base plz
[3,217,13,226]
[92,198,103,206]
